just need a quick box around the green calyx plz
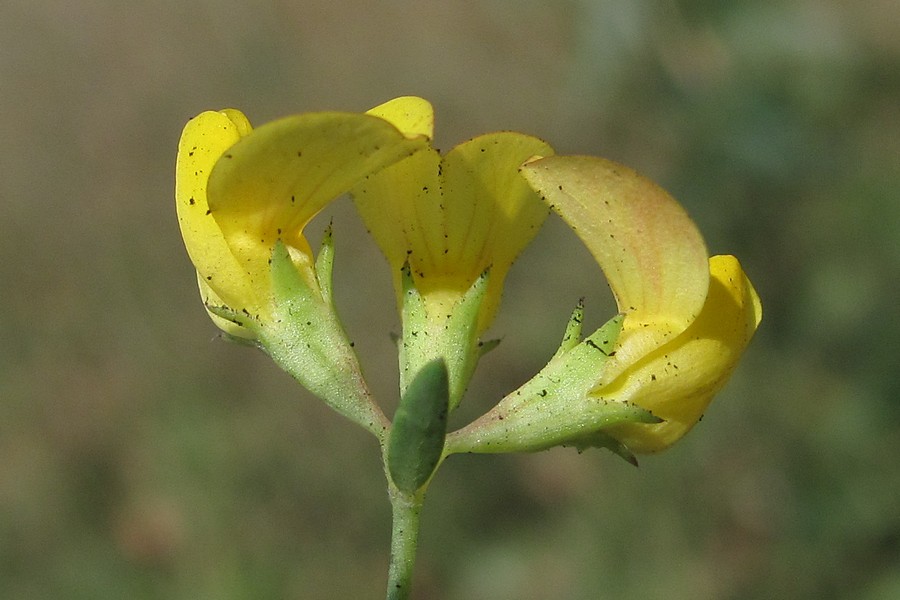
[446,309,662,462]
[260,235,386,435]
[398,264,490,412]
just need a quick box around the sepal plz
[315,223,336,306]
[563,408,664,466]
[553,299,585,359]
[568,431,640,466]
[204,302,256,338]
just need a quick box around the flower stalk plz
[385,484,425,600]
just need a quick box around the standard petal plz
[354,132,553,332]
[440,133,553,329]
[597,255,762,452]
[366,96,434,140]
[175,110,258,315]
[353,147,443,286]
[206,112,429,299]
[440,133,552,285]
[520,156,710,331]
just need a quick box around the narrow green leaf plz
[388,359,450,494]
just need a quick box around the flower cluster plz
[176,96,761,462]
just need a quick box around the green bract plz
[388,359,450,494]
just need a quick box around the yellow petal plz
[353,147,441,276]
[520,156,709,331]
[175,110,259,316]
[440,134,553,288]
[366,96,434,140]
[354,132,553,331]
[599,255,762,452]
[206,112,429,301]
[219,108,253,137]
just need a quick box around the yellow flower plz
[448,156,761,456]
[351,97,554,408]
[175,104,428,336]
[175,102,430,434]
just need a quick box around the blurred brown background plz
[2,1,899,598]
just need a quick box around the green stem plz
[385,485,424,600]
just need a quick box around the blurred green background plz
[2,1,898,598]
